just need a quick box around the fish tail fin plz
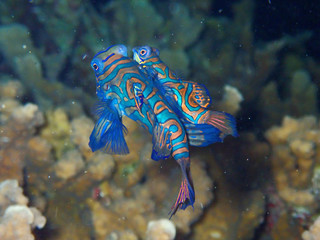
[169,158,195,219]
[204,111,238,140]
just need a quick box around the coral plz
[265,116,320,209]
[191,133,270,240]
[0,24,36,59]
[160,48,190,76]
[1,1,319,239]
[0,101,45,182]
[146,219,176,240]
[0,77,24,99]
[105,0,163,46]
[217,84,243,115]
[288,70,317,115]
[0,179,46,240]
[112,117,150,188]
[0,21,95,109]
[193,170,265,240]
[302,216,320,240]
[54,149,85,180]
[311,166,320,199]
[0,180,28,215]
[13,49,95,109]
[165,3,203,49]
[0,100,20,123]
[169,159,214,234]
[106,230,138,240]
[11,103,44,127]
[259,69,318,128]
[41,108,74,159]
[35,1,82,53]
[87,142,214,239]
[71,116,95,160]
[87,152,115,181]
[27,136,52,163]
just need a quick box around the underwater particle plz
[146,219,176,240]
[54,150,85,180]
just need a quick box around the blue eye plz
[92,63,98,70]
[91,58,104,74]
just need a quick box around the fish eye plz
[92,63,98,71]
[140,49,146,56]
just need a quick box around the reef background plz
[0,0,320,239]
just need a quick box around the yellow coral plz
[41,108,74,158]
[71,116,95,160]
[265,115,320,208]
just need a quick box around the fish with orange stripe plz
[89,44,195,218]
[132,46,238,145]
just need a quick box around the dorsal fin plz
[183,81,212,108]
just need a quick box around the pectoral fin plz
[151,121,172,161]
[204,111,238,139]
[133,83,144,113]
[89,99,129,155]
[183,81,211,108]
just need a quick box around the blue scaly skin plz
[89,45,195,218]
[132,46,238,145]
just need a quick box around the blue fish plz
[132,45,238,145]
[89,44,195,218]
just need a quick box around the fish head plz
[132,45,159,64]
[91,44,129,98]
[91,44,128,76]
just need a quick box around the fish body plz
[132,46,238,144]
[89,45,195,218]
